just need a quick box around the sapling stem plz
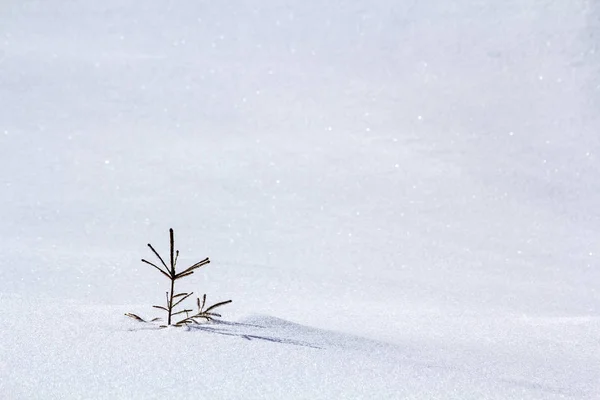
[168,229,176,325]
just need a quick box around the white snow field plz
[1,0,599,398]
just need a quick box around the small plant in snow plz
[125,228,232,328]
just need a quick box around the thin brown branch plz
[176,258,210,278]
[172,309,193,316]
[169,228,175,275]
[172,292,194,309]
[125,313,146,322]
[147,243,168,270]
[199,294,206,311]
[174,317,195,325]
[204,300,233,313]
[173,250,180,269]
[174,271,195,280]
[141,259,172,279]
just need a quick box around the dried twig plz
[175,295,233,326]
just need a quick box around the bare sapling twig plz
[125,228,231,327]
[174,294,233,326]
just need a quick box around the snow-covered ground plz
[1,0,599,398]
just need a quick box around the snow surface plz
[1,0,599,399]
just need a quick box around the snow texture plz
[1,0,599,399]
